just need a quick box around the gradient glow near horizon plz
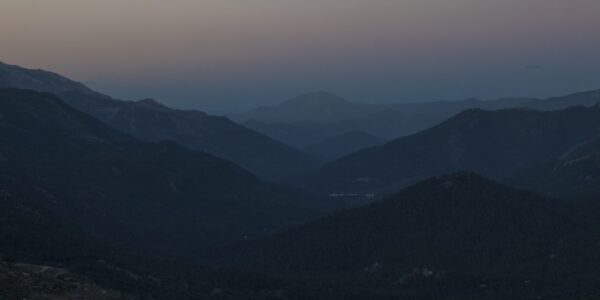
[2,0,600,113]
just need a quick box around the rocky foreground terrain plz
[0,257,134,300]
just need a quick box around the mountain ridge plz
[234,89,600,148]
[0,62,320,180]
[295,105,600,198]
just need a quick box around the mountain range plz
[0,88,326,260]
[3,60,600,299]
[233,90,600,153]
[0,62,319,180]
[295,105,600,200]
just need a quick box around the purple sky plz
[2,0,600,113]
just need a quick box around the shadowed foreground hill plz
[0,173,385,300]
[0,88,324,259]
[209,173,600,299]
[0,62,319,180]
[3,168,600,299]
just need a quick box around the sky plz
[1,0,600,113]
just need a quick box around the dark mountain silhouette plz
[0,88,325,259]
[0,62,319,180]
[296,106,600,198]
[303,130,385,160]
[208,173,600,299]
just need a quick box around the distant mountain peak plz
[230,91,371,123]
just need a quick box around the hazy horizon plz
[2,0,600,113]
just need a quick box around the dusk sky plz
[2,0,600,113]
